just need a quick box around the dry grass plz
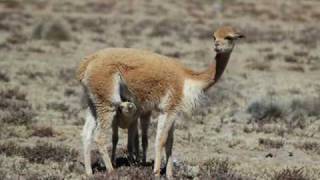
[271,167,309,180]
[294,141,320,155]
[198,158,250,180]
[246,95,320,132]
[0,0,319,179]
[0,87,36,125]
[0,71,9,82]
[33,18,72,41]
[246,61,271,71]
[91,167,153,180]
[247,97,284,125]
[0,141,78,164]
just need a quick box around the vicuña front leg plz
[153,113,175,177]
[94,108,116,172]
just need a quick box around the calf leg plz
[140,112,151,164]
[127,119,138,163]
[111,120,119,165]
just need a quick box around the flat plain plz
[0,0,319,179]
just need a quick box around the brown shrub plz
[1,0,22,9]
[31,126,55,137]
[0,141,21,157]
[258,138,284,149]
[284,55,298,63]
[0,71,10,82]
[271,167,309,180]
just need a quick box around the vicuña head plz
[213,26,244,53]
[78,26,245,178]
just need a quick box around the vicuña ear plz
[233,33,245,39]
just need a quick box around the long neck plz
[186,51,232,91]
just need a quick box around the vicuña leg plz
[153,113,175,177]
[140,112,151,164]
[82,108,96,175]
[94,107,116,172]
[127,119,139,162]
[165,123,175,178]
[111,120,119,165]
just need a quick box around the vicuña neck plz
[186,51,232,91]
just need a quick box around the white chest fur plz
[181,79,204,112]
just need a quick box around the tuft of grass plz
[246,61,271,71]
[0,87,36,125]
[247,97,284,125]
[258,138,284,149]
[1,0,22,9]
[271,167,309,180]
[91,166,153,180]
[294,141,320,155]
[33,18,72,41]
[25,173,64,180]
[247,95,320,131]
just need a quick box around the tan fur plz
[78,26,244,177]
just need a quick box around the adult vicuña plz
[77,26,244,178]
[80,72,140,175]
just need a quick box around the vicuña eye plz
[213,36,216,41]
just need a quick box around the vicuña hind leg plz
[82,108,96,175]
[94,107,116,172]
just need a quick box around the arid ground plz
[0,0,320,179]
